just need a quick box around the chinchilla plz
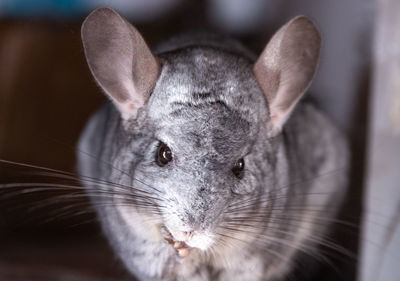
[77,7,348,281]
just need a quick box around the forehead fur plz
[147,46,266,134]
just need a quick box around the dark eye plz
[232,158,245,179]
[156,142,173,166]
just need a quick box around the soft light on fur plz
[78,7,348,281]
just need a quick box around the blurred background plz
[0,0,399,280]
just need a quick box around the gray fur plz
[78,8,348,281]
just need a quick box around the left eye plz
[232,158,245,179]
[156,142,173,166]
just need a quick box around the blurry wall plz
[0,22,102,172]
[360,0,400,280]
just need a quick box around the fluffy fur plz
[78,8,348,281]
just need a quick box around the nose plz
[169,228,195,242]
[181,231,194,239]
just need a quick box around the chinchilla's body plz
[78,8,348,281]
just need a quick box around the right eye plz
[232,158,245,179]
[156,142,173,166]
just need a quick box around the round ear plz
[81,7,160,120]
[254,16,321,136]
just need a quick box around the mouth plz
[161,226,192,258]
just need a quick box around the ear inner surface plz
[254,16,321,135]
[81,7,160,119]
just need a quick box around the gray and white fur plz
[77,7,348,281]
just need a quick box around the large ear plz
[81,7,160,120]
[254,16,321,136]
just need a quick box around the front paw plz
[161,226,191,258]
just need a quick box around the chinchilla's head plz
[81,8,320,252]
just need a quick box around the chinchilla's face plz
[113,48,269,250]
[82,7,320,256]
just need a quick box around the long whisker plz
[0,159,163,196]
